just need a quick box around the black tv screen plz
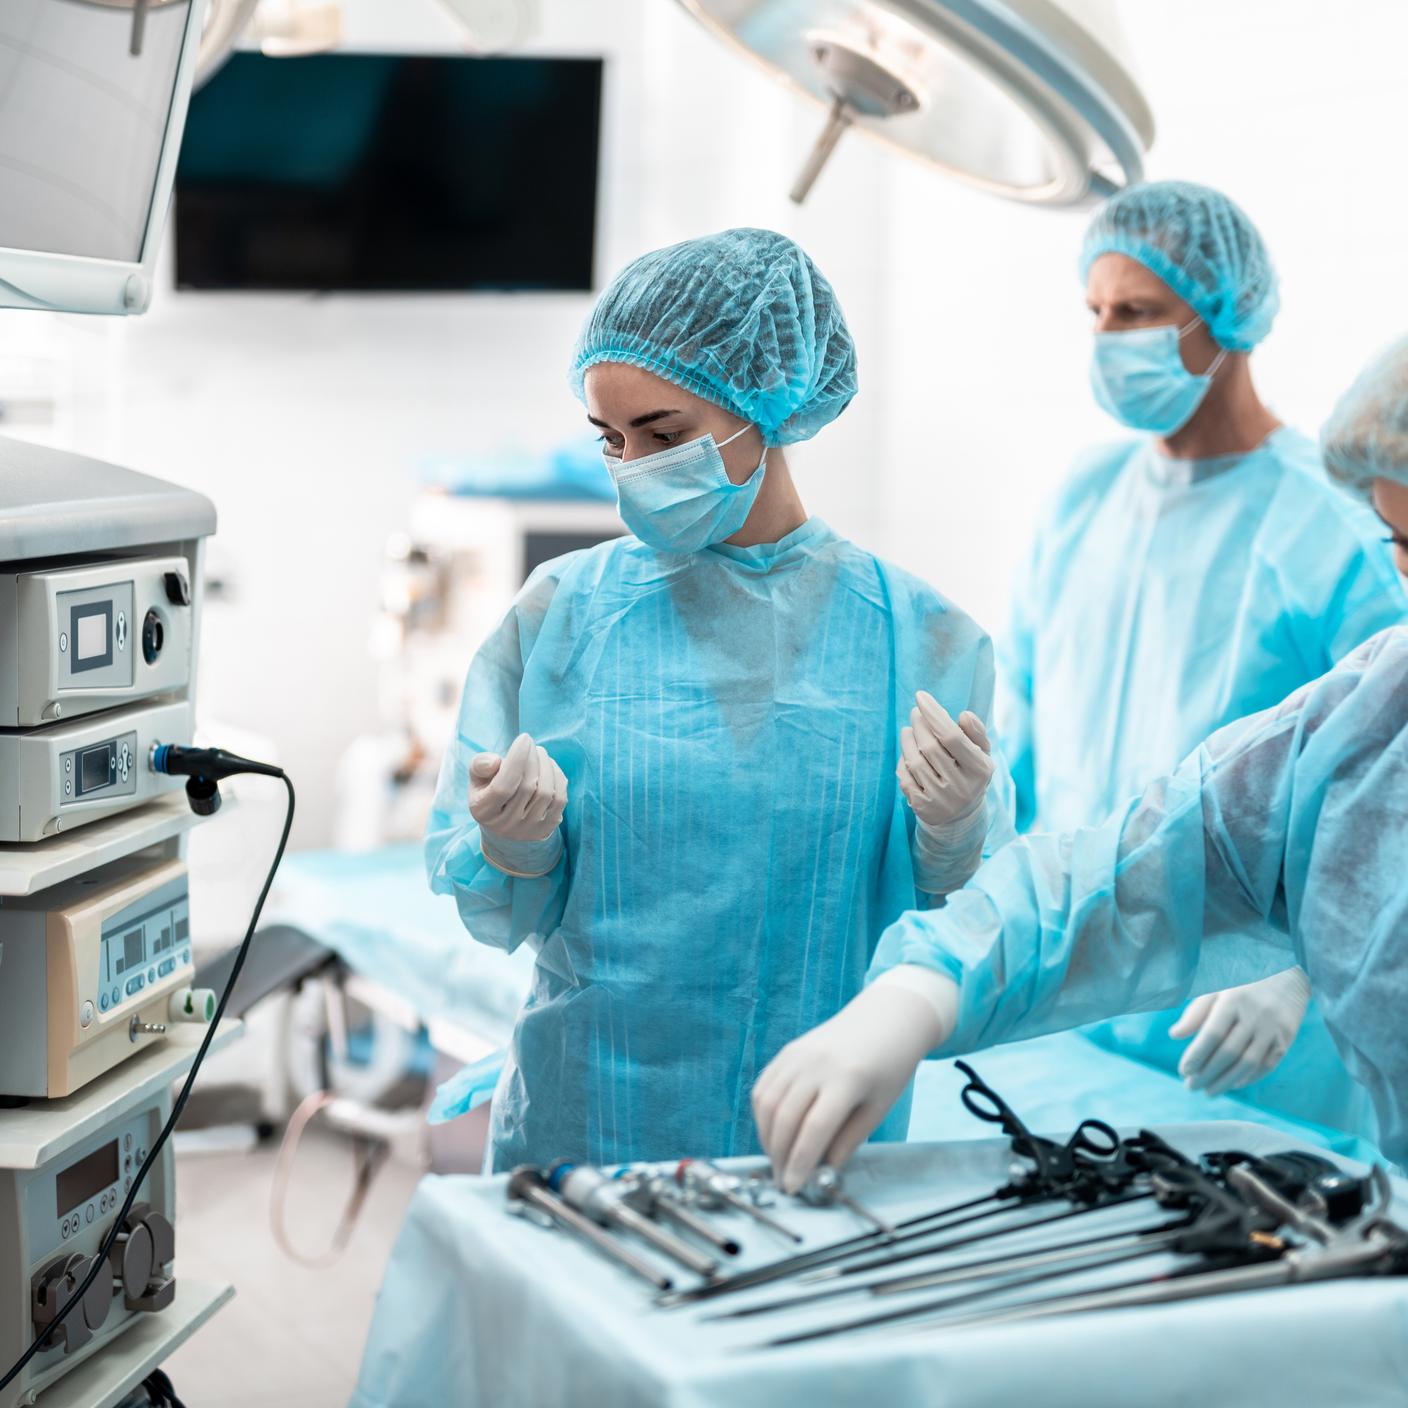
[174,52,601,292]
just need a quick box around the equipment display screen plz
[114,927,144,976]
[78,744,113,795]
[77,611,107,660]
[70,601,113,673]
[56,1141,118,1218]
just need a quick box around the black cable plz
[142,1367,188,1408]
[0,772,295,1393]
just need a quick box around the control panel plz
[97,874,192,1017]
[0,1096,176,1404]
[0,555,194,727]
[0,857,196,1100]
[0,698,189,842]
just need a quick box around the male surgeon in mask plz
[754,336,1408,1190]
[997,181,1407,1129]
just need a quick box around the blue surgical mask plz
[1089,316,1228,435]
[607,424,766,552]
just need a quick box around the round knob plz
[31,1252,110,1350]
[115,1221,155,1300]
[76,1255,112,1332]
[142,610,165,665]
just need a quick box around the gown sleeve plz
[871,666,1349,1052]
[424,565,571,954]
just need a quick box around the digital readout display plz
[76,610,108,661]
[56,1141,118,1218]
[79,744,112,794]
[114,926,144,975]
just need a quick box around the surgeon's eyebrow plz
[586,409,683,429]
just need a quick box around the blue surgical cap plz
[1079,180,1279,351]
[1322,337,1408,498]
[569,228,857,446]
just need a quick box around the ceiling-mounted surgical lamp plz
[672,0,1155,206]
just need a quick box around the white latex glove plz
[470,732,567,876]
[898,692,995,831]
[752,968,958,1194]
[1169,969,1312,1097]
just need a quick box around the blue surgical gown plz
[1001,428,1408,1137]
[426,517,1012,1170]
[878,626,1408,1167]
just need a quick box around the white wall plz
[6,0,1404,847]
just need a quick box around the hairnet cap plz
[1322,337,1408,499]
[569,228,857,447]
[1079,180,1279,351]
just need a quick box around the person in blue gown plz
[426,229,1012,1170]
[753,337,1408,1188]
[1001,181,1406,1129]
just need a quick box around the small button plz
[61,1220,70,1239]
[181,950,191,967]
[125,974,145,996]
[124,1134,132,1151]
[157,959,174,978]
[147,968,156,984]
[125,1176,132,1191]
[80,1000,95,1028]
[85,1205,94,1224]
[65,780,72,796]
[124,1154,132,1171]
[136,1147,147,1163]
[60,631,69,653]
[111,986,121,1005]
[99,993,109,1012]
[116,612,127,649]
[65,757,72,773]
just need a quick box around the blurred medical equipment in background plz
[336,459,620,851]
[673,0,1154,204]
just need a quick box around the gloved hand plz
[898,692,995,831]
[470,732,568,876]
[1169,968,1312,1096]
[752,969,958,1194]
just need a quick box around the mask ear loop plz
[715,422,754,449]
[1177,316,1229,379]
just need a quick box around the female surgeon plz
[1002,181,1407,1122]
[426,228,1012,1171]
[754,336,1408,1189]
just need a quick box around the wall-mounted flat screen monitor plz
[174,52,602,293]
